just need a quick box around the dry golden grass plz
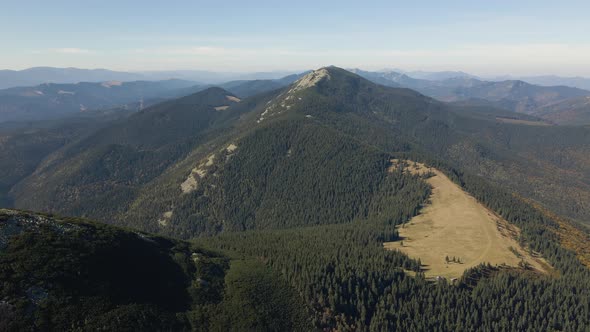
[495,117,551,126]
[226,95,241,103]
[384,160,551,279]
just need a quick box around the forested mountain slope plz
[8,67,590,234]
[198,156,590,331]
[114,67,446,237]
[0,109,134,207]
[2,67,590,331]
[533,96,590,125]
[0,209,310,331]
[10,87,245,221]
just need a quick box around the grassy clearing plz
[495,117,551,126]
[384,161,551,279]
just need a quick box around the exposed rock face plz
[257,68,331,123]
[289,68,331,93]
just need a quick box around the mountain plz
[140,70,302,84]
[0,71,307,123]
[8,66,590,234]
[8,68,439,236]
[0,209,308,331]
[450,80,590,113]
[350,69,483,100]
[9,87,246,223]
[0,79,201,122]
[397,69,479,81]
[353,69,483,93]
[489,75,590,91]
[0,67,144,89]
[355,70,590,115]
[533,96,590,125]
[3,67,590,330]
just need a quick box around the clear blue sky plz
[2,0,589,76]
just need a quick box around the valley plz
[1,66,590,331]
[4,3,590,330]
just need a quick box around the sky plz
[1,0,590,76]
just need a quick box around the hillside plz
[199,155,590,330]
[10,68,436,237]
[338,69,590,223]
[0,209,309,331]
[533,96,590,125]
[10,87,246,221]
[114,66,444,237]
[383,161,551,279]
[7,66,590,233]
[2,67,590,331]
[0,110,134,206]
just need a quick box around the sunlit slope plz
[384,161,551,279]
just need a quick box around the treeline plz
[198,156,590,331]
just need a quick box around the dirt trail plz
[384,160,550,279]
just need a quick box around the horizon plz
[2,0,590,76]
[2,2,590,330]
[3,66,590,81]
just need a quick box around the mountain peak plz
[256,67,357,123]
[290,67,332,92]
[288,66,369,92]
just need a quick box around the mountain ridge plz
[2,66,590,331]
[0,67,145,89]
[0,79,203,122]
[6,67,590,235]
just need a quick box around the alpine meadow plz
[1,1,590,331]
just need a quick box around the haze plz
[2,0,590,76]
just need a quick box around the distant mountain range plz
[2,66,590,125]
[534,96,590,125]
[350,69,590,125]
[140,70,300,84]
[2,67,590,330]
[4,66,590,90]
[488,75,590,91]
[0,67,145,89]
[0,67,300,89]
[388,69,479,81]
[0,72,308,123]
[7,67,590,234]
[0,79,202,122]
